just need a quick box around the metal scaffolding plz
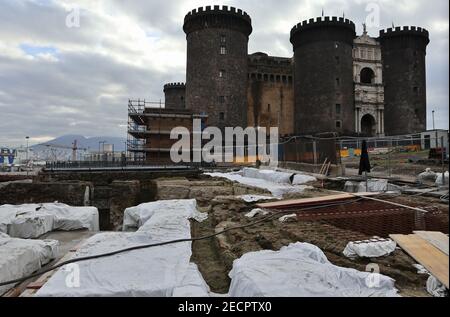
[127,99,164,161]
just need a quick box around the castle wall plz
[247,53,294,135]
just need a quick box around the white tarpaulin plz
[278,214,297,223]
[237,195,276,203]
[37,200,210,297]
[427,275,448,297]
[242,168,294,184]
[292,174,317,185]
[417,169,437,183]
[343,239,397,258]
[0,203,99,239]
[0,233,59,295]
[436,172,449,186]
[205,171,311,198]
[358,179,389,192]
[123,199,207,232]
[228,243,399,297]
[172,263,211,297]
[245,208,270,218]
[344,180,401,193]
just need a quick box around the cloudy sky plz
[0,0,448,147]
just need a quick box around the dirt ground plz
[186,176,448,297]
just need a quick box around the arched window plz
[360,68,375,84]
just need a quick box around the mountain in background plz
[30,135,127,161]
[34,135,127,151]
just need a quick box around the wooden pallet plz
[390,234,449,288]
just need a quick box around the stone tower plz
[290,17,356,135]
[379,27,430,135]
[164,83,186,110]
[183,5,252,130]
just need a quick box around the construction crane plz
[44,139,88,162]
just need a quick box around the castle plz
[128,5,430,161]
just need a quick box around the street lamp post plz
[25,136,30,175]
[432,110,439,149]
[432,110,436,131]
[25,136,29,162]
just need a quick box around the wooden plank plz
[414,231,449,256]
[256,192,378,209]
[390,234,449,288]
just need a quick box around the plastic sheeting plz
[344,179,401,193]
[292,174,317,185]
[172,263,211,297]
[0,233,59,295]
[37,200,210,297]
[0,203,99,239]
[436,171,449,186]
[426,275,448,297]
[245,208,270,218]
[123,199,207,233]
[242,168,294,184]
[278,214,297,223]
[358,179,389,192]
[343,239,397,258]
[418,169,437,184]
[205,171,311,198]
[228,243,399,297]
[237,195,276,203]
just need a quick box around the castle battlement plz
[163,83,186,91]
[183,6,252,36]
[290,16,355,38]
[184,5,251,24]
[379,26,429,38]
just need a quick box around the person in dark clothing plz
[359,140,371,175]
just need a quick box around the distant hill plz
[35,135,127,151]
[31,135,127,161]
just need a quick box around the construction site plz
[0,5,449,299]
[0,143,448,297]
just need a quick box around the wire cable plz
[0,198,365,288]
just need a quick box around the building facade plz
[353,26,385,136]
[129,6,431,160]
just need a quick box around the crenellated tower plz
[379,27,430,135]
[290,17,356,135]
[163,82,186,110]
[183,5,252,130]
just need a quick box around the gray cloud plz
[0,0,448,147]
